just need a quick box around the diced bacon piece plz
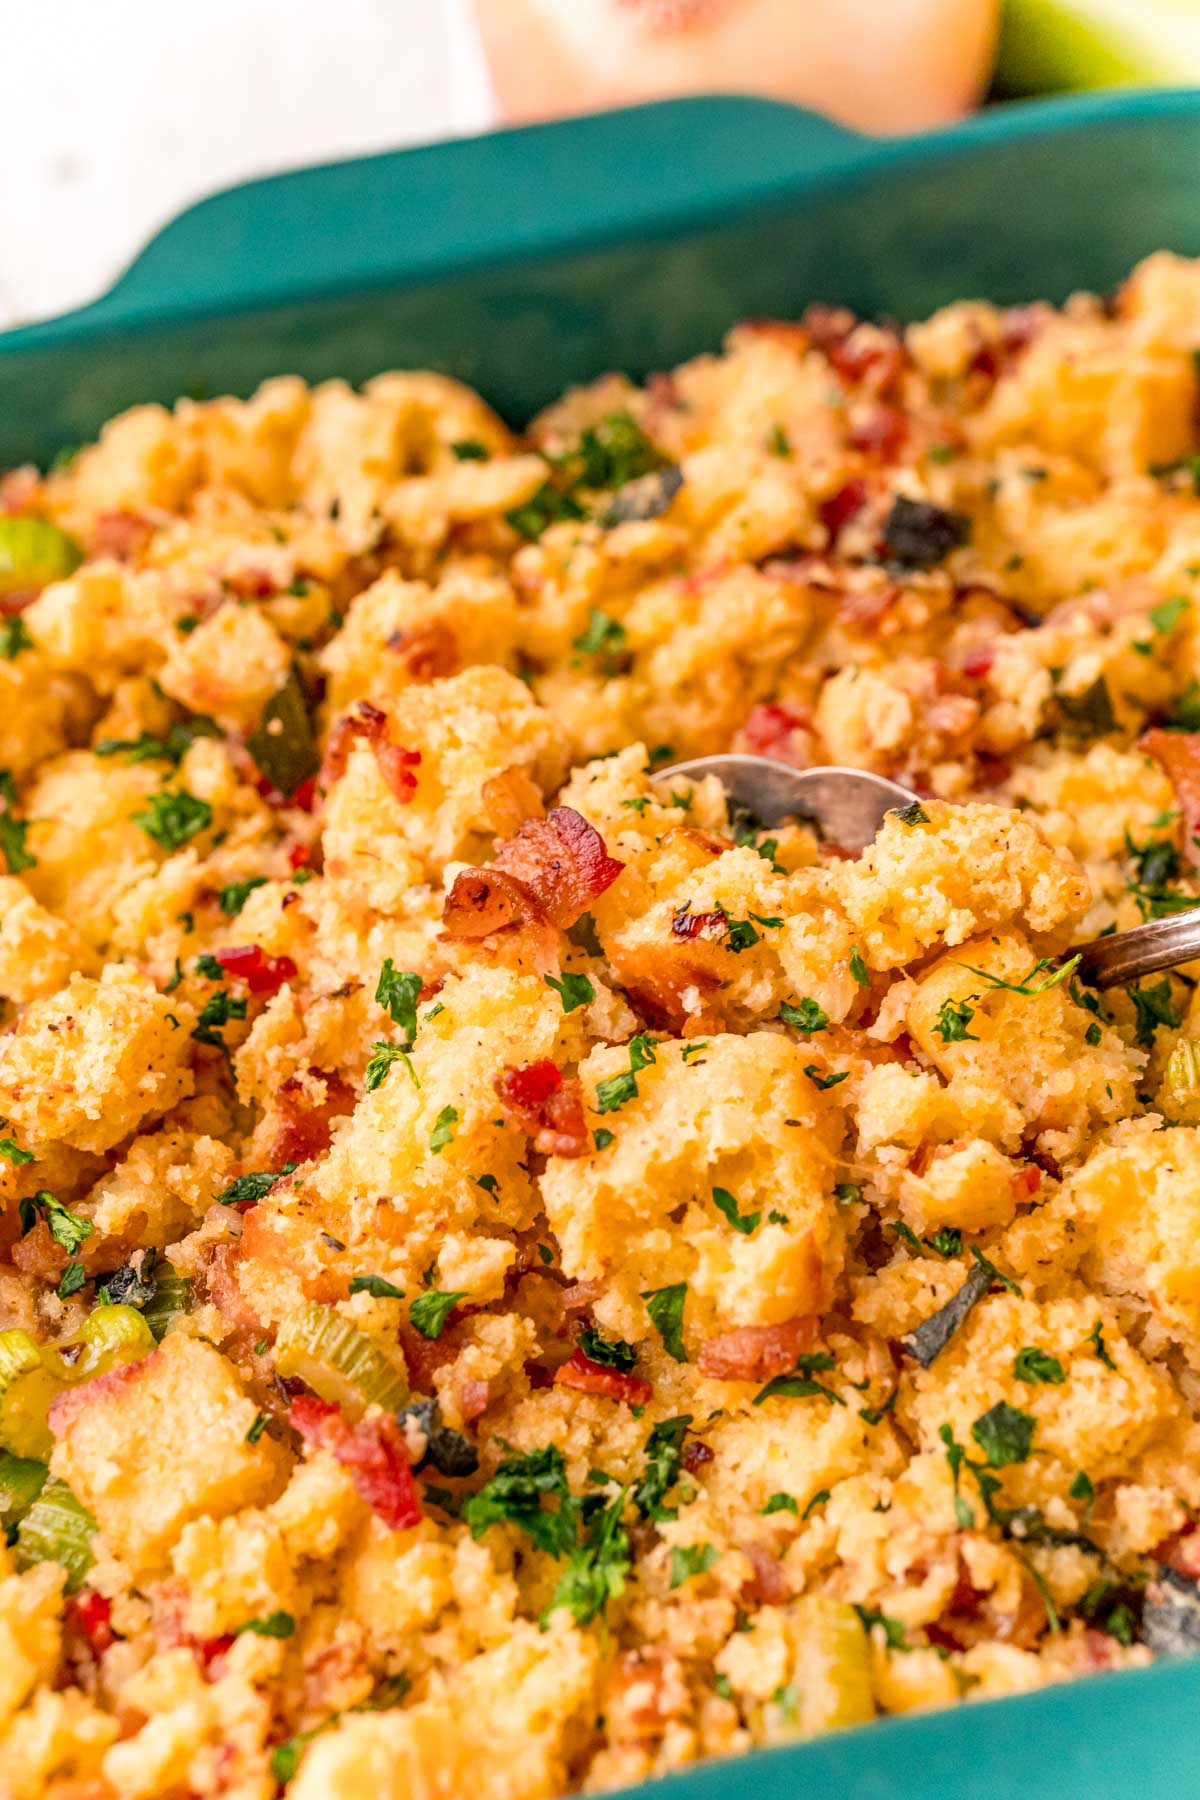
[222,567,276,598]
[739,1542,791,1605]
[738,701,811,767]
[257,1072,355,1168]
[492,807,624,929]
[495,1060,589,1157]
[1012,1165,1043,1201]
[398,1323,459,1396]
[849,404,908,461]
[829,325,906,395]
[91,510,155,561]
[64,1588,115,1656]
[962,645,996,681]
[801,304,857,353]
[386,619,460,681]
[671,907,726,941]
[214,945,297,993]
[457,1377,490,1421]
[319,700,421,803]
[442,867,559,972]
[683,1439,713,1472]
[481,765,545,838]
[819,477,871,540]
[290,1394,421,1530]
[697,1315,819,1383]
[553,1348,652,1407]
[1139,728,1200,867]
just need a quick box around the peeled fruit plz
[471,0,999,136]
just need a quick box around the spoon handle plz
[1075,912,1200,990]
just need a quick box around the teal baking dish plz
[4,83,1200,1799]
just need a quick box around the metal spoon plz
[659,753,1200,991]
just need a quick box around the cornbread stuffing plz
[6,253,1200,1800]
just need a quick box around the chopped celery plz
[69,1305,156,1378]
[275,1302,408,1419]
[746,1596,875,1744]
[0,1330,66,1461]
[1161,1039,1200,1126]
[140,1264,193,1341]
[996,0,1200,96]
[0,516,83,595]
[15,1478,96,1591]
[0,1450,48,1531]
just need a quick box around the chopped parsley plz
[768,423,792,456]
[779,998,828,1033]
[20,1190,92,1255]
[234,1610,295,1638]
[507,482,586,541]
[408,1289,468,1340]
[544,971,595,1014]
[834,1182,862,1205]
[804,1063,849,1090]
[953,953,1079,998]
[572,609,627,673]
[245,1411,267,1444]
[1130,977,1179,1046]
[578,1328,638,1373]
[711,1186,761,1235]
[971,1400,1036,1467]
[0,1137,33,1166]
[191,987,247,1049]
[450,438,490,460]
[592,1128,615,1151]
[133,788,212,851]
[753,1352,843,1407]
[429,1105,458,1153]
[375,961,422,1040]
[1013,1346,1065,1386]
[934,997,978,1043]
[1088,1320,1117,1370]
[633,1415,692,1520]
[0,795,34,874]
[802,1489,831,1521]
[596,1033,657,1113]
[95,717,220,766]
[853,1605,907,1650]
[463,1443,576,1555]
[926,1227,962,1258]
[217,876,266,916]
[364,1041,418,1092]
[762,1492,799,1516]
[0,617,34,660]
[641,1281,688,1362]
[545,1482,631,1626]
[849,946,869,985]
[892,800,930,826]
[57,1261,86,1299]
[669,1543,719,1589]
[214,1164,294,1207]
[348,1274,405,1299]
[1150,596,1191,635]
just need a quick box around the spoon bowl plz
[659,752,1200,990]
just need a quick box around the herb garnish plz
[19,1190,93,1255]
[641,1282,688,1362]
[409,1289,469,1340]
[132,788,213,850]
[596,1033,657,1114]
[544,971,596,1013]
[1013,1346,1065,1386]
[711,1187,761,1236]
[578,1328,638,1373]
[780,998,828,1033]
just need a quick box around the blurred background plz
[2,0,1194,330]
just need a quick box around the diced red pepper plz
[64,1587,115,1655]
[214,945,297,993]
[819,478,871,540]
[290,1393,422,1530]
[553,1347,652,1407]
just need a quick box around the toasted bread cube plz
[49,1336,286,1574]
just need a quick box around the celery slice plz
[141,1265,193,1341]
[0,1330,65,1462]
[0,1450,48,1528]
[15,1478,96,1591]
[0,516,83,595]
[70,1305,156,1378]
[996,0,1200,95]
[275,1302,408,1419]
